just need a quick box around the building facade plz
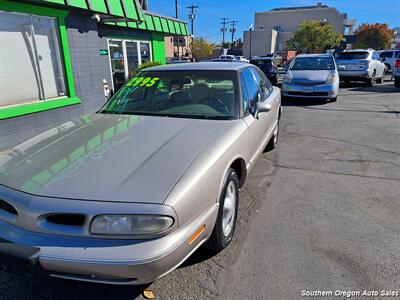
[0,0,188,150]
[243,2,356,58]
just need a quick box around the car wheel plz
[395,78,400,88]
[366,71,376,87]
[376,77,383,84]
[265,120,279,151]
[205,168,239,251]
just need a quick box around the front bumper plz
[281,82,338,99]
[0,204,218,285]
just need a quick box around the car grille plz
[288,91,329,96]
[292,81,326,86]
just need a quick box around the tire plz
[395,78,400,88]
[376,77,383,84]
[265,120,279,151]
[366,70,376,87]
[205,168,239,251]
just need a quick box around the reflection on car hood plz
[289,70,333,82]
[0,114,228,203]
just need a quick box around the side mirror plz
[254,101,272,119]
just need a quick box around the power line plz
[221,17,229,45]
[229,20,239,44]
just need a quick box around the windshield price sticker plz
[127,77,160,87]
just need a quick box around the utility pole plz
[187,4,198,61]
[229,20,239,44]
[175,0,179,59]
[221,17,229,46]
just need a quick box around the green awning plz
[16,0,189,35]
[19,0,147,22]
[112,12,189,36]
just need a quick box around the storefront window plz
[0,10,66,108]
[108,39,152,91]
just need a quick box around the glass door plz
[108,40,126,91]
[140,42,151,64]
[126,41,139,79]
[108,39,152,91]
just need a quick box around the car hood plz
[289,70,333,83]
[0,114,228,203]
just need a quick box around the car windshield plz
[250,59,273,68]
[290,57,335,70]
[100,70,238,120]
[336,51,369,60]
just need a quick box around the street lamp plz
[249,24,254,59]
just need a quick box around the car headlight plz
[326,73,337,84]
[283,73,293,83]
[90,215,174,235]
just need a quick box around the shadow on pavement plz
[281,97,330,107]
[1,272,150,300]
[178,247,219,269]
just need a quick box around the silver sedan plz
[0,62,281,285]
[282,54,339,101]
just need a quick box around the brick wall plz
[0,12,111,151]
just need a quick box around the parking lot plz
[0,81,399,300]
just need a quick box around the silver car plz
[281,54,339,101]
[0,63,281,285]
[336,49,385,86]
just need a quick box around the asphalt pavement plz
[0,81,399,300]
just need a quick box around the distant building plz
[165,36,192,62]
[243,2,356,57]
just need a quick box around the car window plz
[240,74,250,114]
[242,68,259,108]
[252,67,272,98]
[380,51,393,59]
[101,70,239,120]
[336,51,369,60]
[291,57,335,70]
[395,51,400,58]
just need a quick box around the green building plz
[0,0,188,149]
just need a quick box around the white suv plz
[336,49,385,86]
[378,50,400,73]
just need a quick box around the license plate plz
[302,87,314,93]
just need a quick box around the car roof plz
[295,53,333,58]
[251,57,273,60]
[144,62,250,72]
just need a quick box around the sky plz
[147,0,400,43]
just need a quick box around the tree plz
[354,23,395,50]
[192,38,216,60]
[287,20,342,53]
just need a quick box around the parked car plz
[0,62,281,285]
[262,53,282,66]
[281,53,339,101]
[378,50,400,73]
[336,49,385,86]
[218,55,238,61]
[394,53,400,88]
[250,57,278,85]
[235,56,249,63]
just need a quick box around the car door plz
[373,52,385,77]
[241,67,275,167]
